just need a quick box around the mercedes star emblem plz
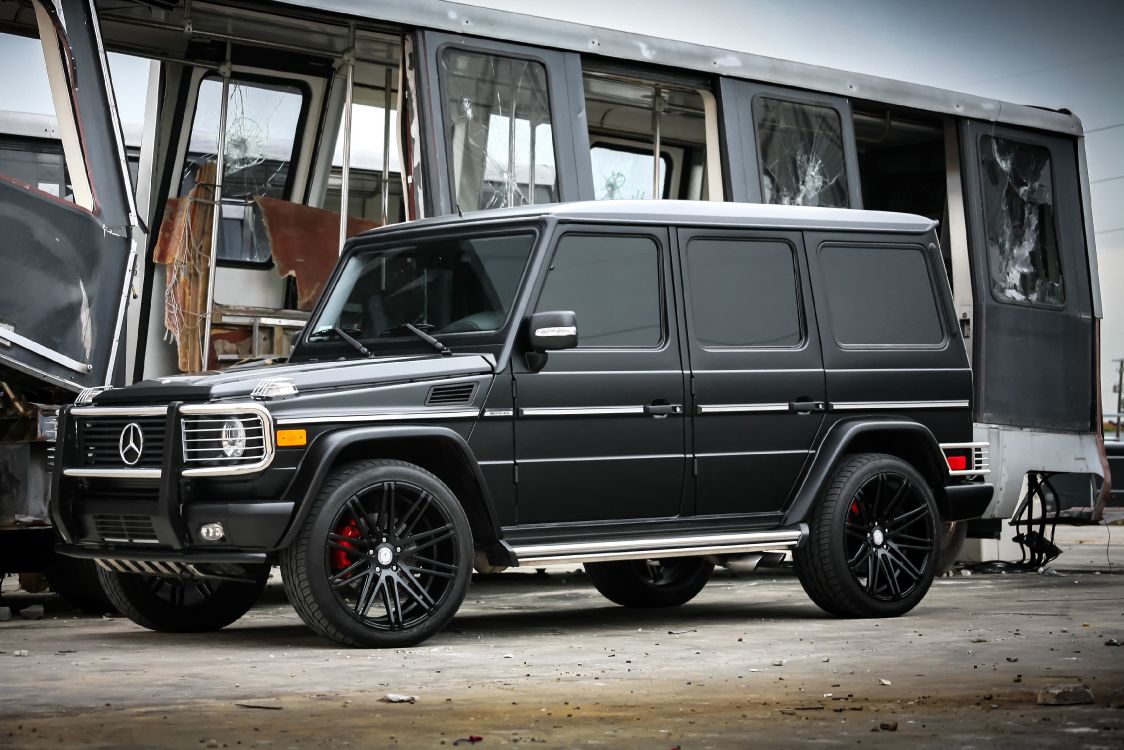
[118,422,144,466]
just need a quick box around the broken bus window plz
[978,134,1064,307]
[753,97,849,208]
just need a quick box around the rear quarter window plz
[818,243,945,347]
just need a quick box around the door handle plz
[788,400,825,414]
[645,402,683,417]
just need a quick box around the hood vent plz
[426,382,476,406]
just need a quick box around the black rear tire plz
[280,459,473,648]
[795,453,938,618]
[936,521,968,575]
[47,554,116,614]
[585,557,714,608]
[97,564,269,633]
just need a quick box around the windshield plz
[307,231,536,348]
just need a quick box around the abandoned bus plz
[0,0,1109,599]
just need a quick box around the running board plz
[509,526,807,567]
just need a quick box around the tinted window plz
[308,232,535,345]
[536,234,662,347]
[819,244,943,346]
[978,135,1064,307]
[753,97,849,208]
[686,238,802,347]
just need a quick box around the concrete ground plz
[1,526,1123,749]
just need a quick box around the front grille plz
[93,514,158,543]
[77,415,166,469]
[181,413,268,464]
[83,481,160,504]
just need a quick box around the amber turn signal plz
[276,428,307,447]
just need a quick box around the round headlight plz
[221,418,247,458]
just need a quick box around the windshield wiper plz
[381,323,451,356]
[308,326,371,358]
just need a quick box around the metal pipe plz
[381,66,392,222]
[651,85,662,199]
[506,85,517,207]
[201,51,230,371]
[528,115,536,204]
[338,27,355,254]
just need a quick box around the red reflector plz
[946,455,968,471]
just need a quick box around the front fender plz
[275,424,502,551]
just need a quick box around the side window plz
[590,144,671,200]
[819,244,944,347]
[439,48,558,211]
[536,234,662,348]
[182,77,306,264]
[686,238,802,348]
[978,135,1064,307]
[753,97,849,208]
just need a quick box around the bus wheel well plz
[331,437,498,547]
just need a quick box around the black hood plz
[93,353,496,404]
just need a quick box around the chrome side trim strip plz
[697,403,789,414]
[518,453,685,464]
[831,400,969,411]
[0,326,90,374]
[519,406,646,417]
[275,409,480,426]
[71,405,168,417]
[696,449,810,458]
[64,468,162,479]
[483,408,514,418]
[512,527,806,567]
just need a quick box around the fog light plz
[200,522,225,541]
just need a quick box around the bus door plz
[412,31,593,217]
[717,80,862,209]
[959,123,1096,433]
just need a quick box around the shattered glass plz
[590,146,669,200]
[440,49,557,210]
[180,78,304,263]
[753,97,849,208]
[979,135,1064,306]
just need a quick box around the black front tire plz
[280,459,473,648]
[98,564,269,632]
[795,453,939,618]
[585,557,714,608]
[47,554,116,614]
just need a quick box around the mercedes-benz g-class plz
[52,201,992,646]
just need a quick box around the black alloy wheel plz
[281,459,473,647]
[585,556,714,608]
[796,453,939,618]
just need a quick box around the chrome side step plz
[510,526,806,566]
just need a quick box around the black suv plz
[52,201,992,647]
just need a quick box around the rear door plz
[960,124,1095,432]
[678,228,825,518]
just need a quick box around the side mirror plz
[527,310,578,351]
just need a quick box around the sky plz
[2,0,1122,405]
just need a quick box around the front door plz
[513,225,687,525]
[678,228,825,519]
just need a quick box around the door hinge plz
[692,458,698,477]
[511,377,518,399]
[513,463,519,484]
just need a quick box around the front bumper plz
[52,402,298,562]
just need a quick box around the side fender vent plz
[426,382,477,406]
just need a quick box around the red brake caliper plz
[331,518,362,576]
